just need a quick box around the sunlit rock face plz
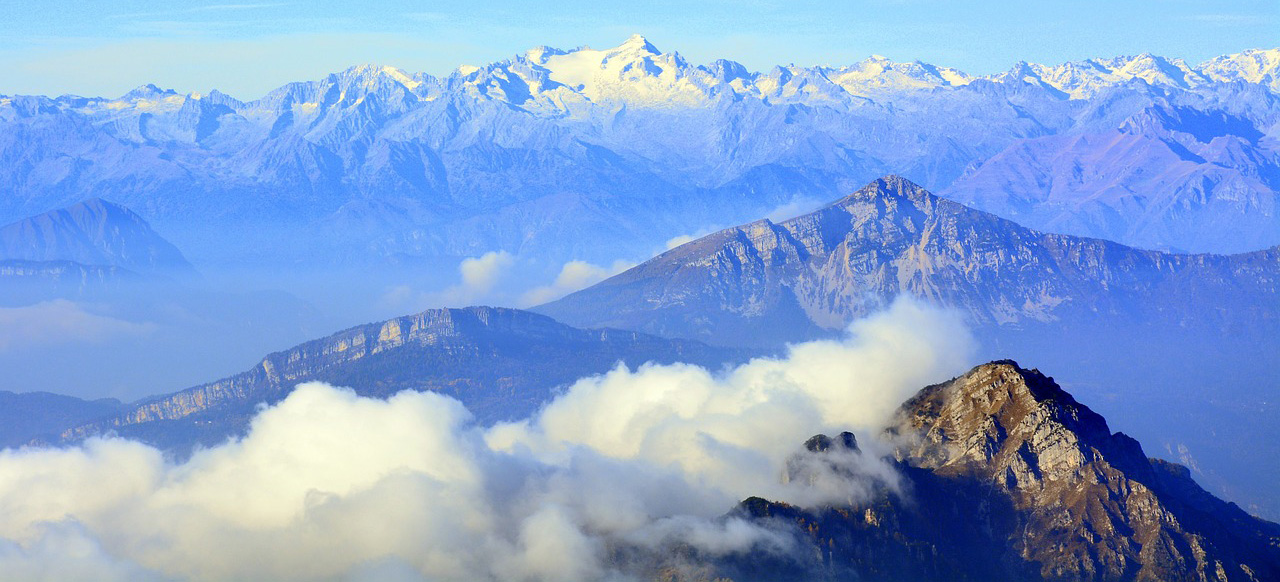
[723,362,1280,582]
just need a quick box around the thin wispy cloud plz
[0,301,155,351]
[190,3,289,11]
[109,3,289,19]
[1184,14,1260,25]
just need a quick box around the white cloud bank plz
[380,251,516,311]
[0,298,973,581]
[518,259,635,306]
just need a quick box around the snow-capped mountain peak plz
[615,33,661,56]
[530,34,707,108]
[1199,48,1280,90]
[119,83,179,102]
[988,53,1207,99]
[334,64,426,92]
[826,55,972,96]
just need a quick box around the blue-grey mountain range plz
[0,36,1276,273]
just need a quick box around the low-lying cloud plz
[379,251,517,311]
[0,298,973,580]
[0,300,155,351]
[518,259,635,306]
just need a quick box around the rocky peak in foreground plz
[893,361,1280,580]
[725,362,1280,582]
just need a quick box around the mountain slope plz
[58,306,743,452]
[941,84,1280,253]
[534,175,1280,519]
[536,175,1279,346]
[0,198,194,275]
[0,391,122,449]
[726,362,1280,581]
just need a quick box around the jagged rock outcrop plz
[58,306,742,451]
[728,362,1280,582]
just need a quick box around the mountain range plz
[538,175,1280,519]
[32,175,1280,520]
[0,37,1276,277]
[2,36,1278,579]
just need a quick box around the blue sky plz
[0,0,1275,99]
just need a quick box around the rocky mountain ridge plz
[537,175,1280,345]
[535,175,1280,520]
[723,361,1280,581]
[57,306,742,451]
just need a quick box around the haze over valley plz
[0,15,1278,581]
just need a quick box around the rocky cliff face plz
[726,362,1280,582]
[58,306,742,452]
[538,175,1280,347]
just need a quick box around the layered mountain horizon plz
[538,174,1280,519]
[10,173,1274,523]
[2,34,1278,580]
[1,35,1276,281]
[18,35,1280,104]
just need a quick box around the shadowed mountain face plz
[0,391,122,449]
[536,175,1279,348]
[57,306,744,453]
[723,362,1280,582]
[0,198,194,276]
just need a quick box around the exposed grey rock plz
[57,306,744,453]
[537,175,1279,347]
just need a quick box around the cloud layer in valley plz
[0,298,973,581]
[0,300,155,351]
[518,259,635,306]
